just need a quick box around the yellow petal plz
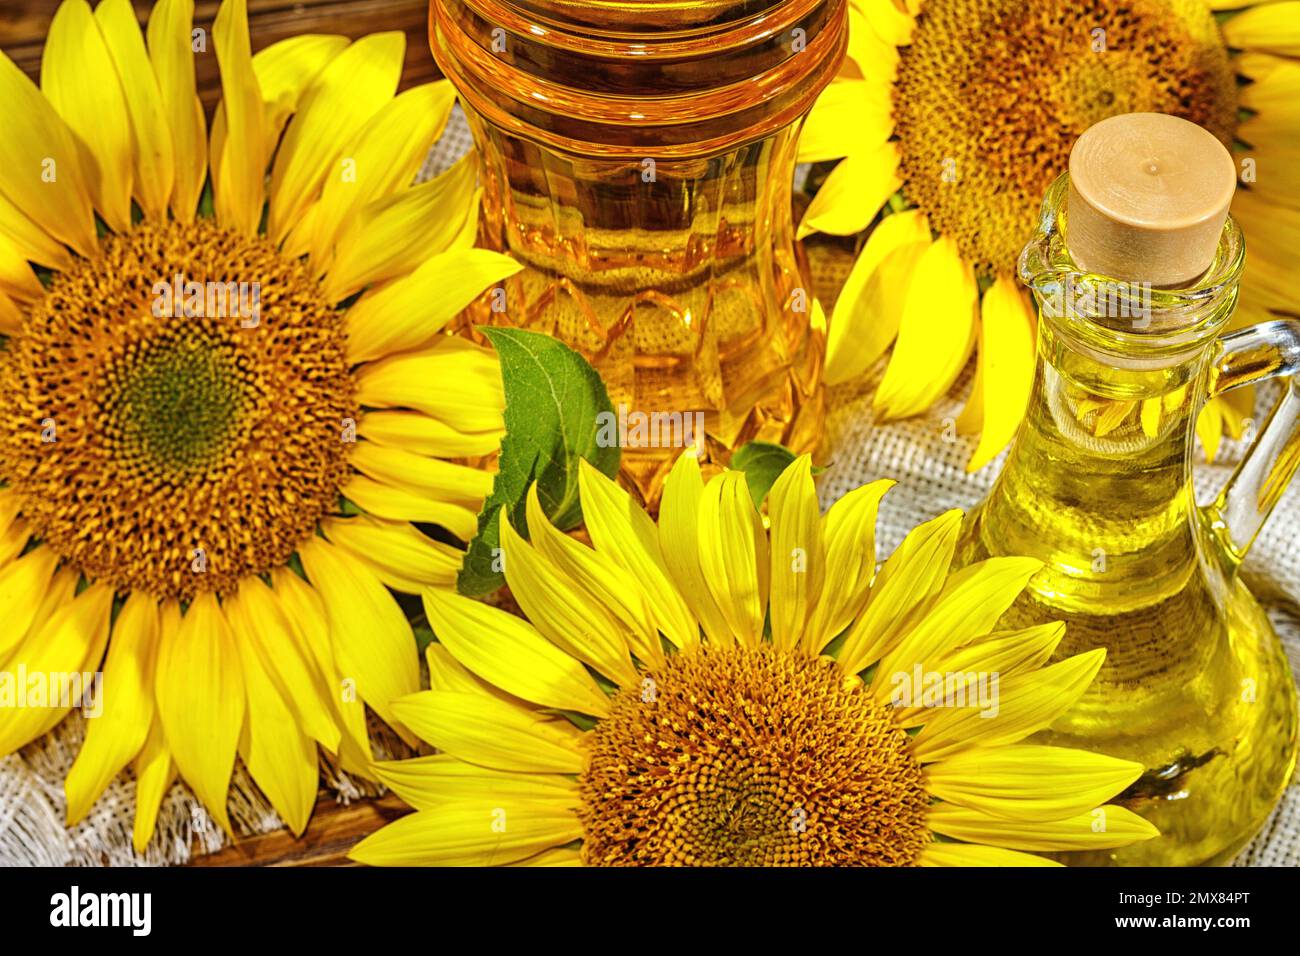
[919,842,1062,867]
[224,577,340,752]
[876,236,978,418]
[95,0,174,221]
[340,474,481,541]
[1222,2,1300,56]
[824,209,930,385]
[499,512,638,687]
[524,485,662,668]
[236,627,319,836]
[872,556,1043,701]
[767,456,825,652]
[345,249,523,363]
[211,34,350,186]
[927,802,1159,851]
[797,78,892,163]
[836,509,962,673]
[0,546,60,660]
[0,49,96,255]
[322,156,478,302]
[657,452,730,643]
[0,288,23,336]
[297,537,420,745]
[927,745,1145,822]
[373,753,577,812]
[349,440,495,508]
[268,32,405,244]
[697,471,769,646]
[0,583,113,756]
[423,588,611,717]
[359,410,504,460]
[210,0,265,234]
[392,690,586,773]
[310,81,458,262]
[349,802,582,866]
[858,0,915,45]
[933,622,1066,682]
[40,0,134,231]
[353,337,505,434]
[132,713,175,853]
[967,277,1036,471]
[804,478,894,653]
[797,141,901,238]
[65,592,160,826]
[0,189,72,271]
[578,459,699,649]
[1196,399,1224,463]
[146,0,206,221]
[913,648,1107,762]
[322,515,462,592]
[153,592,243,834]
[0,233,43,303]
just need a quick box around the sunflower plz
[0,0,519,851]
[801,0,1297,468]
[349,454,1157,866]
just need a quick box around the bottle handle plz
[1203,319,1300,567]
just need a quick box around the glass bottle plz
[959,167,1300,866]
[429,0,843,505]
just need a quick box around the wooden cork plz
[1067,113,1236,288]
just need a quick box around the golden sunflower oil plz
[429,0,843,505]
[959,167,1300,866]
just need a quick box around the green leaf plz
[456,328,620,596]
[731,440,798,506]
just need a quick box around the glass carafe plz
[959,174,1300,866]
[429,0,843,506]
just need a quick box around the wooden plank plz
[190,792,411,867]
[0,0,440,115]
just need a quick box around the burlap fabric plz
[1,111,1295,867]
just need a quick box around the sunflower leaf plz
[457,328,620,596]
[731,440,798,506]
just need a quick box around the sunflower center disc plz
[893,0,1236,276]
[0,219,356,600]
[578,645,929,866]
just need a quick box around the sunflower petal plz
[658,452,732,643]
[345,249,523,363]
[153,592,243,834]
[797,141,901,239]
[392,690,586,773]
[919,842,1061,867]
[146,0,205,222]
[322,515,462,592]
[0,546,61,660]
[767,456,825,652]
[297,537,420,745]
[210,0,266,234]
[877,237,978,418]
[267,32,405,245]
[0,48,96,255]
[697,471,769,646]
[310,81,458,262]
[349,802,582,866]
[132,714,174,853]
[349,440,495,508]
[1222,2,1300,56]
[927,745,1145,822]
[359,410,504,459]
[372,753,578,813]
[353,337,505,434]
[95,0,175,221]
[967,277,1036,471]
[824,209,930,384]
[340,474,481,541]
[927,802,1159,851]
[65,592,159,826]
[804,480,895,653]
[0,189,71,271]
[836,509,962,673]
[797,78,892,163]
[323,155,478,302]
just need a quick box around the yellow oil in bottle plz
[959,173,1299,865]
[430,0,843,505]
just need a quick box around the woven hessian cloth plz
[2,112,1296,867]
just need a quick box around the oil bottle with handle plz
[959,112,1300,865]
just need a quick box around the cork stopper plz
[1067,113,1236,288]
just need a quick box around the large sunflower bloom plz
[801,0,1296,468]
[0,0,518,850]
[350,455,1157,866]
